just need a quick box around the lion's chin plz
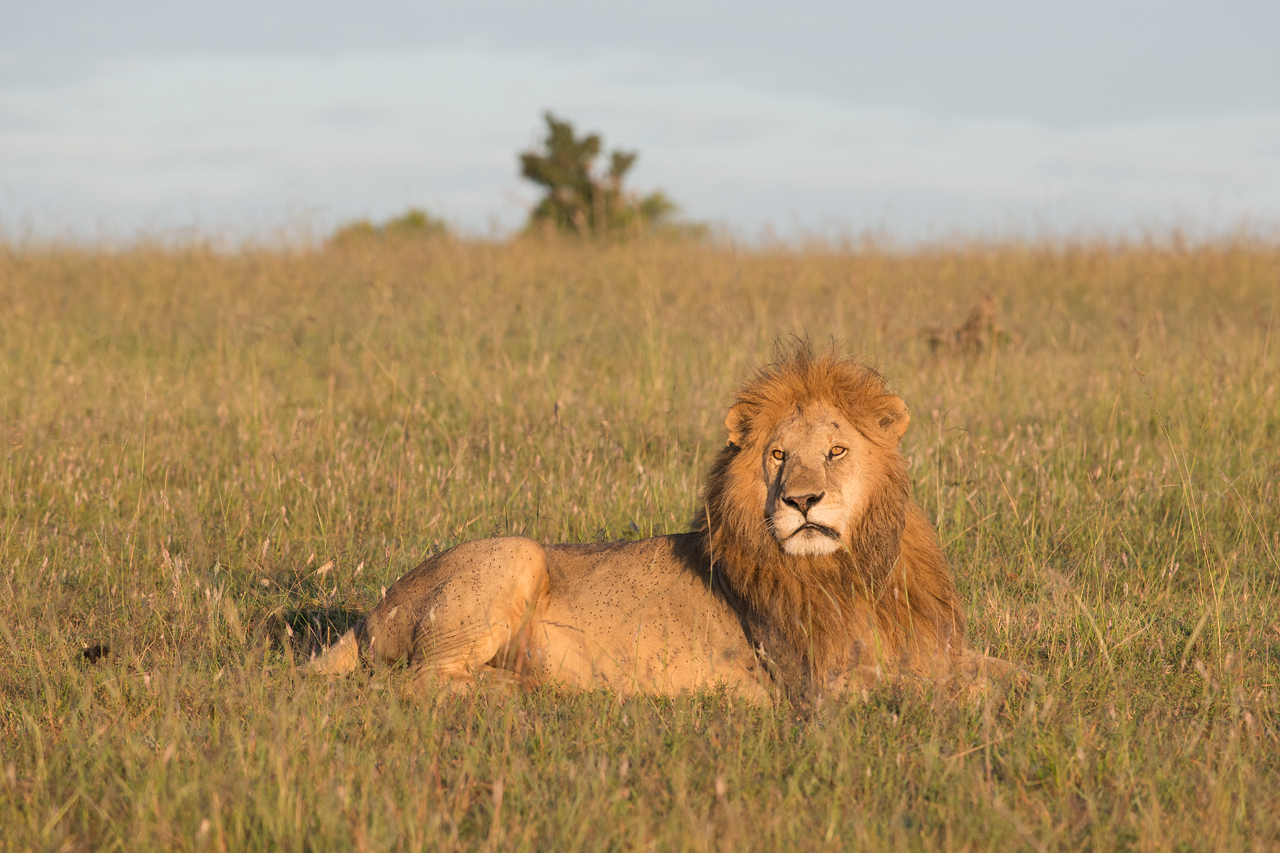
[779,529,842,557]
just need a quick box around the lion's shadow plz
[263,606,364,662]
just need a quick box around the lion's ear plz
[724,403,750,447]
[877,395,910,442]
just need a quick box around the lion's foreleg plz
[950,650,1026,694]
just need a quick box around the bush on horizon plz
[520,111,695,238]
[329,207,450,246]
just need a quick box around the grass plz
[1,232,1278,851]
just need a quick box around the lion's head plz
[694,343,962,696]
[735,393,909,559]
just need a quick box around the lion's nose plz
[783,492,823,515]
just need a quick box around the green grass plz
[1,234,1278,851]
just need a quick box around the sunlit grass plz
[1,233,1277,850]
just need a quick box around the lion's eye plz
[829,446,846,458]
[771,449,785,461]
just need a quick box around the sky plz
[3,1,1279,242]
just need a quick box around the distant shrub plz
[520,112,682,237]
[330,208,449,245]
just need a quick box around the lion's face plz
[759,403,873,556]
[718,370,911,561]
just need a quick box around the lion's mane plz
[692,344,967,697]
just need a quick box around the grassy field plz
[1,233,1278,851]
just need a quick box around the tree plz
[520,112,676,235]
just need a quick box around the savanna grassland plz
[1,233,1278,851]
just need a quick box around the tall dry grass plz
[1,234,1277,850]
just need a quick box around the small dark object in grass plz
[926,295,1016,355]
[82,643,111,664]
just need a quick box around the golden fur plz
[311,343,998,701]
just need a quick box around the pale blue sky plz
[3,1,1278,241]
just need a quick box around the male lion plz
[312,345,1003,702]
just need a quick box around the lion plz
[311,344,1006,702]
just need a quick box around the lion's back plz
[529,534,766,696]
